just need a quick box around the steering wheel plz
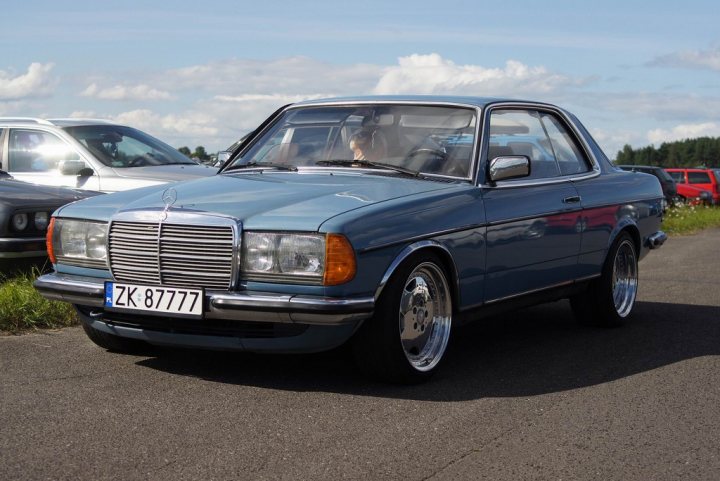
[404,148,447,162]
[128,156,148,167]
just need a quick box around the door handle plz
[562,195,581,204]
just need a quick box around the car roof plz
[292,95,538,109]
[0,117,123,128]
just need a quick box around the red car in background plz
[666,168,720,205]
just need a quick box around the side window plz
[668,171,684,183]
[539,113,591,175]
[688,171,711,184]
[488,109,559,180]
[8,129,81,173]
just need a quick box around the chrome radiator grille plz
[108,221,235,289]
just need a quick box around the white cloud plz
[161,56,383,96]
[80,82,172,100]
[68,110,98,119]
[647,122,720,144]
[111,109,218,136]
[213,93,327,103]
[650,47,720,72]
[0,63,56,100]
[373,54,582,95]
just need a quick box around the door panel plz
[483,182,582,302]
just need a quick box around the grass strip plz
[663,204,720,235]
[0,269,77,334]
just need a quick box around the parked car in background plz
[617,165,676,208]
[35,96,666,383]
[215,133,252,167]
[1,170,100,274]
[0,118,217,193]
[674,183,714,205]
[665,168,720,205]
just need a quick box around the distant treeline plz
[178,146,211,161]
[615,137,720,168]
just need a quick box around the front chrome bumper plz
[0,237,47,258]
[34,273,374,326]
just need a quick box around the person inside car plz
[349,129,373,161]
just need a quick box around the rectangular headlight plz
[242,232,325,282]
[52,219,108,268]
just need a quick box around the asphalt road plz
[2,229,719,480]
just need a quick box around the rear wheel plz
[571,232,638,327]
[352,253,453,383]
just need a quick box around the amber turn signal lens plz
[46,217,56,264]
[324,234,356,286]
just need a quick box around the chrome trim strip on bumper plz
[0,237,47,258]
[33,273,374,326]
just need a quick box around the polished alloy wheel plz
[612,239,638,317]
[398,262,452,372]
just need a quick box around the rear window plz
[688,171,711,184]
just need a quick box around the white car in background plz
[0,118,217,193]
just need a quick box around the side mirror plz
[217,151,232,164]
[489,156,531,182]
[59,160,88,176]
[77,167,95,178]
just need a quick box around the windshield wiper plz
[225,161,298,172]
[315,159,424,178]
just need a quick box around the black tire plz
[352,252,453,384]
[81,321,150,353]
[571,232,638,327]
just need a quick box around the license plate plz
[104,282,204,317]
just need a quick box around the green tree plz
[615,136,720,168]
[178,146,192,157]
[193,146,210,161]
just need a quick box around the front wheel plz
[352,253,453,383]
[571,232,638,327]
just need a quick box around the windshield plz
[226,104,477,178]
[63,125,196,168]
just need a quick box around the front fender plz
[373,240,460,307]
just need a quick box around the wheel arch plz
[374,240,460,311]
[609,218,641,256]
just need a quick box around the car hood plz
[0,178,98,207]
[59,171,459,230]
[111,163,217,181]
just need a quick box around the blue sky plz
[2,0,719,157]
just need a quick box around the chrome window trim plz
[229,100,483,183]
[477,102,602,189]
